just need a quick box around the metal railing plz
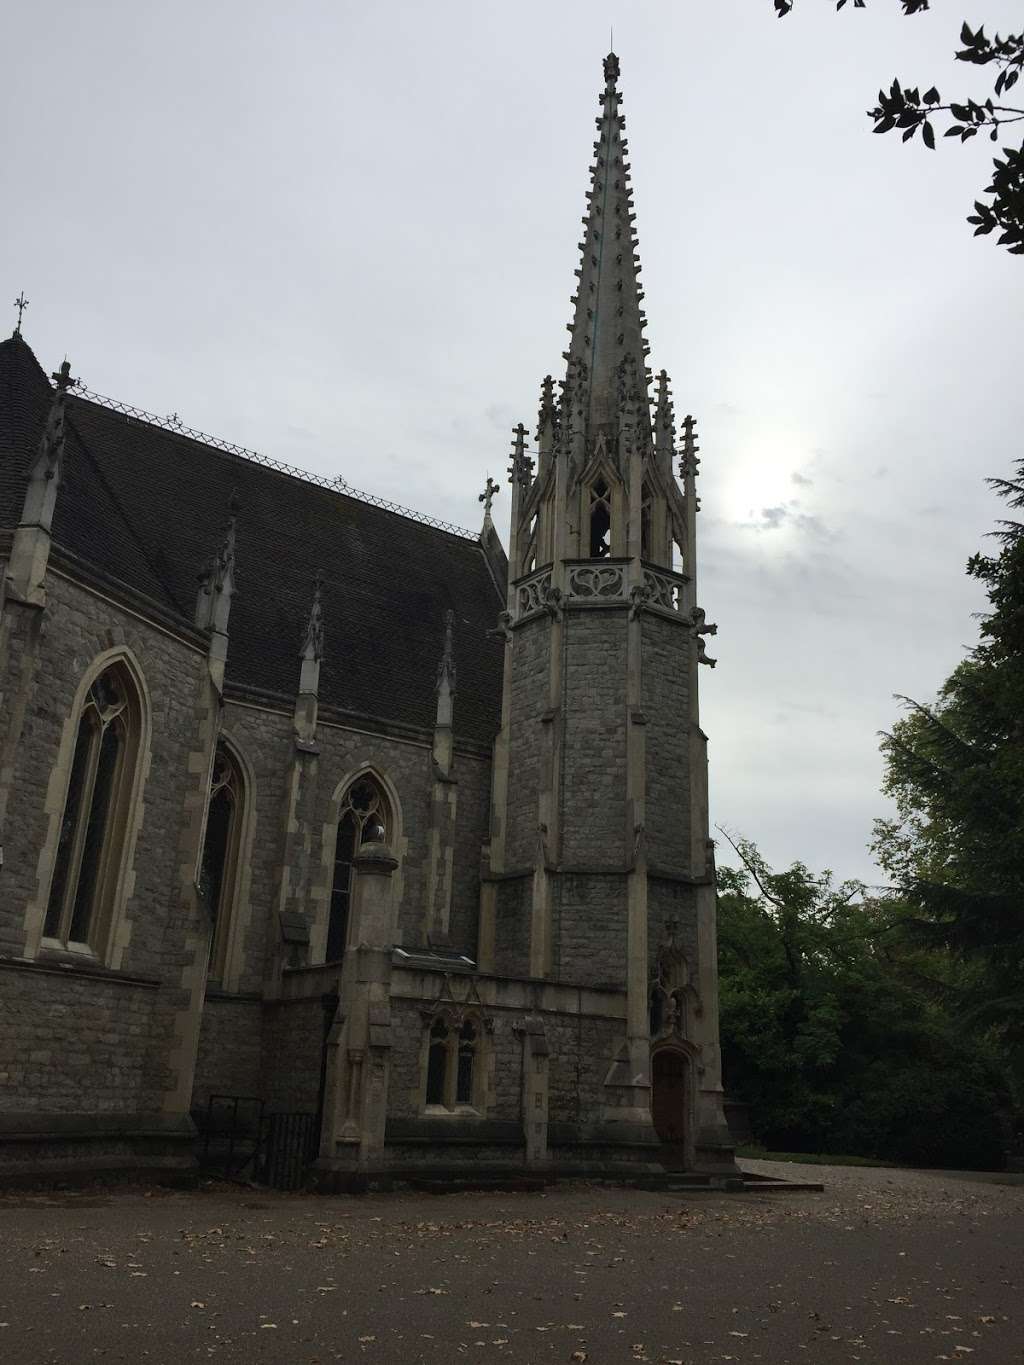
[64,381,479,542]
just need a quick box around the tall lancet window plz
[327,776,390,960]
[44,662,142,953]
[590,480,612,558]
[198,742,244,981]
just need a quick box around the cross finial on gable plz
[13,292,28,336]
[478,475,500,519]
[52,359,79,393]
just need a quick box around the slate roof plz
[0,334,505,745]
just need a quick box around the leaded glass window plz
[44,663,140,953]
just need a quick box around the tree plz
[872,455,1024,1088]
[773,2,1024,254]
[717,834,1011,1167]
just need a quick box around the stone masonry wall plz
[504,617,548,868]
[261,997,328,1114]
[446,752,491,960]
[641,612,691,877]
[546,1013,622,1128]
[551,873,627,989]
[191,995,264,1112]
[492,878,531,980]
[560,608,628,866]
[0,962,159,1115]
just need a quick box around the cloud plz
[791,470,814,487]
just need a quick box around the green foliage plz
[717,838,1010,1169]
[773,4,1024,254]
[872,458,1024,1085]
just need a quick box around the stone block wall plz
[261,997,329,1113]
[0,961,160,1115]
[561,608,628,866]
[493,877,531,979]
[641,612,691,876]
[546,1013,622,1128]
[447,752,490,959]
[504,617,547,868]
[551,873,627,989]
[191,994,264,1112]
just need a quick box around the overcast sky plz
[3,0,1021,886]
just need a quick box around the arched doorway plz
[651,1047,693,1166]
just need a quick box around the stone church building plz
[0,54,735,1185]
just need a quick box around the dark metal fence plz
[197,1098,319,1190]
[260,1112,320,1191]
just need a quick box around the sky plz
[2,0,1021,887]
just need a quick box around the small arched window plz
[423,1014,481,1110]
[198,742,244,981]
[327,776,390,960]
[44,662,142,953]
[590,480,612,558]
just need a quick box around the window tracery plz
[327,776,390,960]
[589,479,612,557]
[44,662,142,955]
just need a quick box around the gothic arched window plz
[423,1014,481,1110]
[590,480,612,558]
[44,662,142,954]
[327,776,390,960]
[198,742,245,981]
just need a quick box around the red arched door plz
[651,1049,687,1146]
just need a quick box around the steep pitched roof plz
[0,334,505,745]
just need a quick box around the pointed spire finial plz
[300,570,324,663]
[508,423,533,489]
[679,414,701,482]
[13,292,29,337]
[538,374,556,429]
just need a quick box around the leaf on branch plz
[923,86,940,105]
[923,120,936,149]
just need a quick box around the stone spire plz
[6,359,77,604]
[565,52,650,433]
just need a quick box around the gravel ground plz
[0,1160,1021,1364]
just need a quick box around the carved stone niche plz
[649,917,702,1042]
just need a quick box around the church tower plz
[479,52,733,1169]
